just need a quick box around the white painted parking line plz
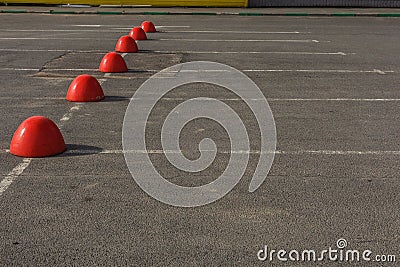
[154,150,400,155]
[243,69,394,74]
[276,150,400,155]
[0,37,117,40]
[154,50,351,55]
[0,29,127,33]
[268,98,400,101]
[2,149,400,156]
[67,24,103,27]
[112,28,305,34]
[0,49,106,52]
[0,97,66,100]
[156,26,191,28]
[0,48,350,56]
[0,158,32,197]
[152,69,395,75]
[57,149,400,156]
[0,67,40,71]
[157,97,400,102]
[1,97,400,102]
[6,25,187,32]
[113,26,193,30]
[0,67,123,72]
[0,67,396,75]
[159,38,321,43]
[161,30,308,34]
[63,25,190,28]
[5,68,97,71]
[26,68,96,71]
[60,105,82,122]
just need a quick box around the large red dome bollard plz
[10,116,66,157]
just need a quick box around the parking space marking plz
[268,98,400,101]
[0,38,324,42]
[0,37,118,40]
[0,97,399,102]
[55,149,400,156]
[66,25,103,27]
[150,69,395,75]
[0,158,32,197]
[0,29,127,33]
[0,26,190,33]
[1,149,400,156]
[0,49,106,52]
[275,150,400,155]
[60,105,82,122]
[243,69,394,74]
[0,67,40,71]
[65,25,190,28]
[0,30,311,40]
[159,38,321,43]
[0,49,351,56]
[2,68,396,76]
[154,50,351,55]
[155,98,400,102]
[156,26,190,28]
[1,68,396,77]
[160,30,308,34]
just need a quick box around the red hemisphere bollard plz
[99,52,128,73]
[141,21,156,33]
[10,116,66,157]
[66,74,105,102]
[129,26,147,40]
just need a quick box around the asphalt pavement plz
[0,11,399,266]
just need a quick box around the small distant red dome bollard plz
[129,26,147,40]
[141,21,156,33]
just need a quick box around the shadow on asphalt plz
[102,96,130,102]
[59,144,103,157]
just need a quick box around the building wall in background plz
[2,0,247,6]
[2,0,400,7]
[248,0,400,7]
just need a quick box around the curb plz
[1,9,400,16]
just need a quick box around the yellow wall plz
[3,0,247,7]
